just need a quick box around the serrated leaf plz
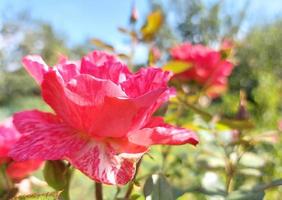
[90,38,114,51]
[12,192,62,200]
[143,174,174,200]
[163,60,191,73]
[141,10,163,41]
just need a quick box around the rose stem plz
[95,182,103,200]
[124,158,143,199]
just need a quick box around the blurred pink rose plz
[170,43,234,98]
[0,118,41,181]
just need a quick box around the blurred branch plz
[186,186,227,196]
[253,179,282,191]
[177,97,254,130]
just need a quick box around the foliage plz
[0,14,89,114]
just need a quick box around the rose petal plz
[122,67,172,98]
[81,51,130,84]
[67,74,128,103]
[10,110,85,161]
[42,71,166,138]
[0,118,20,157]
[10,111,146,185]
[68,141,143,185]
[6,160,42,181]
[128,117,199,146]
[22,55,49,84]
[56,63,80,83]
[171,43,212,61]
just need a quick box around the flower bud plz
[43,160,69,190]
[236,90,249,120]
[149,46,161,65]
[130,3,138,24]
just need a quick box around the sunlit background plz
[1,0,282,199]
[1,0,282,65]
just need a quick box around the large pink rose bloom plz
[170,43,234,97]
[0,118,42,181]
[9,51,198,185]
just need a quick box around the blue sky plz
[0,0,282,46]
[0,0,149,46]
[0,0,148,46]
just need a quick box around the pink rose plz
[170,43,234,98]
[10,51,198,185]
[0,118,41,181]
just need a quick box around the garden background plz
[0,0,282,199]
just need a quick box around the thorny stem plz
[124,158,143,199]
[225,160,234,193]
[224,136,248,194]
[95,182,103,200]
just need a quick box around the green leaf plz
[219,119,254,130]
[141,10,163,41]
[90,38,114,51]
[176,193,189,200]
[226,179,282,200]
[227,190,264,200]
[12,192,62,200]
[253,131,279,144]
[163,60,192,74]
[180,99,254,130]
[117,53,130,61]
[238,168,262,177]
[197,155,225,169]
[117,27,138,40]
[143,174,174,200]
[130,194,142,200]
[185,186,226,196]
[239,153,265,168]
